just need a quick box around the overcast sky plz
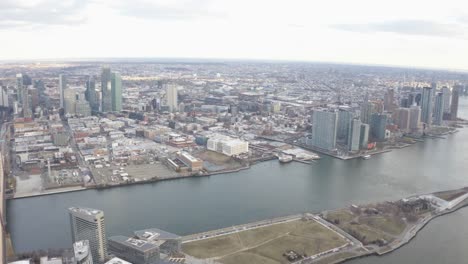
[1,0,468,70]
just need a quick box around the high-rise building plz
[69,207,108,263]
[16,73,24,104]
[22,85,32,118]
[59,74,67,108]
[73,240,93,264]
[395,108,410,132]
[337,110,353,141]
[359,123,370,150]
[421,87,433,125]
[29,87,39,111]
[101,68,112,112]
[409,105,421,132]
[384,88,395,112]
[166,84,178,112]
[0,86,9,107]
[64,89,77,115]
[433,92,444,126]
[107,236,160,264]
[370,113,387,141]
[310,110,338,151]
[85,76,98,112]
[347,118,361,151]
[442,87,451,114]
[111,72,122,112]
[451,85,461,121]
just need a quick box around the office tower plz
[310,110,338,151]
[108,236,160,264]
[111,72,122,112]
[64,89,77,115]
[395,108,410,132]
[415,93,422,106]
[337,110,353,141]
[101,67,112,112]
[347,118,361,151]
[451,85,461,121]
[59,74,67,108]
[409,105,421,132]
[384,88,395,112]
[0,86,8,107]
[75,99,91,117]
[370,113,387,141]
[408,93,415,106]
[442,87,451,113]
[85,76,98,112]
[29,88,39,110]
[166,84,178,112]
[74,240,93,264]
[22,85,32,118]
[433,92,444,126]
[400,98,410,108]
[16,74,24,104]
[421,87,433,125]
[359,123,370,150]
[69,207,108,263]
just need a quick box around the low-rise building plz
[207,134,249,156]
[108,236,160,264]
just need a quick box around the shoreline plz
[338,201,468,264]
[8,128,461,200]
[180,187,468,264]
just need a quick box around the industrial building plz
[207,134,249,156]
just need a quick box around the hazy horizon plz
[1,0,468,70]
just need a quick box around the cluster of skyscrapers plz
[59,67,122,117]
[307,83,463,153]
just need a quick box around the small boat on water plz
[362,154,371,160]
[279,154,293,163]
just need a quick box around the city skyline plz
[1,0,468,71]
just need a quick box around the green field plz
[359,216,406,236]
[182,219,348,264]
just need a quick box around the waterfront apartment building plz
[451,85,461,121]
[370,113,387,141]
[442,86,451,113]
[347,118,361,151]
[73,240,93,264]
[207,134,249,156]
[359,123,370,150]
[166,84,178,112]
[337,110,353,141]
[108,236,160,264]
[395,108,410,132]
[310,110,338,151]
[433,92,444,126]
[69,207,108,263]
[409,106,421,132]
[421,87,433,125]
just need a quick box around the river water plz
[7,97,468,263]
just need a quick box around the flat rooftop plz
[134,228,180,241]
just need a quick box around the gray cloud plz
[113,0,223,21]
[0,0,89,29]
[332,20,467,38]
